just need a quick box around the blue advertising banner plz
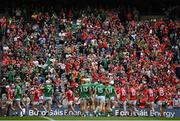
[9,106,180,118]
[113,108,180,118]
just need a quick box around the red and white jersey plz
[66,89,74,102]
[129,87,137,100]
[147,89,155,102]
[157,87,166,101]
[32,89,40,102]
[118,88,127,102]
[7,88,14,101]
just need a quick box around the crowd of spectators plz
[0,6,180,109]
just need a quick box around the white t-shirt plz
[60,63,66,70]
[59,32,66,40]
[3,46,9,51]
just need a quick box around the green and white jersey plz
[95,83,106,96]
[105,85,115,98]
[78,83,91,98]
[43,84,53,97]
[14,85,22,99]
[90,82,96,92]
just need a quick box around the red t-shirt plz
[91,72,98,80]
[65,63,71,72]
[70,81,77,92]
[54,79,61,87]
[82,33,87,40]
[2,59,11,65]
